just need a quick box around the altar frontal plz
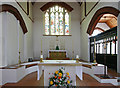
[37,60,82,86]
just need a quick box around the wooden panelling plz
[25,63,37,68]
[96,54,117,70]
[106,18,117,28]
[0,4,28,34]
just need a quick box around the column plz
[3,12,8,66]
[17,20,20,63]
[117,1,120,73]
[0,6,3,85]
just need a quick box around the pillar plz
[117,1,120,73]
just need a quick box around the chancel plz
[0,0,120,87]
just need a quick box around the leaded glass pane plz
[51,12,55,35]
[61,8,63,12]
[53,7,55,12]
[55,6,58,11]
[45,12,49,35]
[59,7,61,12]
[55,12,59,35]
[59,12,63,35]
[65,12,69,35]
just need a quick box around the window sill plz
[43,35,72,36]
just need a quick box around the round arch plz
[40,2,73,12]
[87,6,120,35]
[0,4,28,34]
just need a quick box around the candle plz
[41,55,43,58]
[76,55,79,59]
[41,38,42,51]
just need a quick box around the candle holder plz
[40,55,43,62]
[93,53,96,63]
[18,51,21,64]
[76,55,79,63]
[76,58,79,63]
[40,58,43,62]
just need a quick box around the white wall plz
[0,12,25,66]
[80,2,119,61]
[6,12,18,65]
[0,1,33,66]
[33,2,81,59]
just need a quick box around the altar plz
[37,60,82,86]
[48,50,68,60]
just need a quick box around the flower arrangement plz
[48,67,72,88]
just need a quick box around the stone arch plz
[40,2,73,12]
[0,4,28,34]
[87,6,120,35]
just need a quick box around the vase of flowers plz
[48,67,72,88]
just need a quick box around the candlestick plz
[72,51,74,60]
[40,55,43,58]
[76,55,79,59]
[40,54,43,62]
[18,51,21,64]
[72,39,74,60]
[76,55,79,63]
[41,38,42,51]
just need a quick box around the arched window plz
[44,5,70,35]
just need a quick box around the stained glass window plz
[45,11,49,35]
[44,5,70,35]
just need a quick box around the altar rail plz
[0,61,39,85]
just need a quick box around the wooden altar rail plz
[25,63,38,68]
[38,63,82,66]
[82,64,92,69]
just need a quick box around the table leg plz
[37,65,42,80]
[76,66,83,80]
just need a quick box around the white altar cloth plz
[37,60,82,86]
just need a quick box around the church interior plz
[0,0,120,87]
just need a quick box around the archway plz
[87,6,120,35]
[0,4,28,34]
[88,6,120,72]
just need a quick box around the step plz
[93,74,118,85]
